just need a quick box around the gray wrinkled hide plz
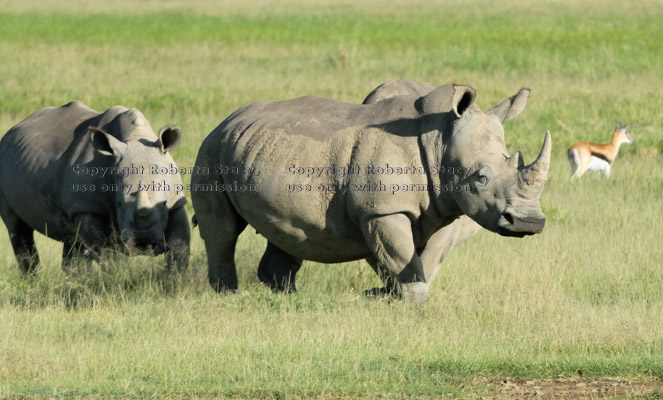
[364,80,481,291]
[192,83,550,302]
[259,79,481,294]
[0,101,190,273]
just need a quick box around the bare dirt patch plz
[482,377,663,399]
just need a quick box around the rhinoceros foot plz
[363,277,401,298]
[257,267,296,293]
[257,241,303,293]
[365,280,428,303]
[124,240,166,255]
[0,209,41,275]
[363,286,395,298]
[401,282,429,304]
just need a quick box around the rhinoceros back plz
[0,101,107,239]
[1,101,97,170]
[363,79,436,105]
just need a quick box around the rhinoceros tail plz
[191,214,198,228]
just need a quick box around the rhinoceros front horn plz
[520,130,551,192]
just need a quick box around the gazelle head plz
[614,123,634,145]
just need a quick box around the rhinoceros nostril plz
[133,209,157,230]
[502,211,515,225]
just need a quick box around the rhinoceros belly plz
[215,136,374,262]
[225,174,372,263]
[199,96,426,263]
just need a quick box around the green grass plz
[1,0,663,398]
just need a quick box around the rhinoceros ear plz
[451,85,475,118]
[490,88,530,122]
[416,84,475,117]
[90,127,128,158]
[157,125,182,154]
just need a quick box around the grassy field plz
[1,0,663,398]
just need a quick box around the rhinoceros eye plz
[474,167,490,186]
[475,165,492,186]
[468,171,489,193]
[470,167,492,193]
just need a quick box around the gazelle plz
[568,124,634,179]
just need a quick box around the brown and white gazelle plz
[567,124,633,179]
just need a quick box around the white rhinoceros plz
[362,80,482,294]
[0,101,190,273]
[256,79,482,294]
[191,83,551,302]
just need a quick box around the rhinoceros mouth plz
[132,240,166,254]
[496,212,545,237]
[120,227,165,249]
[120,235,166,254]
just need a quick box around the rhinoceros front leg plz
[258,241,303,293]
[1,209,40,275]
[164,206,191,273]
[61,239,93,272]
[363,255,399,297]
[419,217,482,284]
[68,213,114,266]
[362,214,428,303]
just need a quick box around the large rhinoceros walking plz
[192,84,550,302]
[362,80,482,293]
[257,79,482,294]
[0,101,190,273]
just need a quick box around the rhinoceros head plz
[423,85,551,237]
[89,109,183,250]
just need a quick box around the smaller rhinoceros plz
[0,101,190,273]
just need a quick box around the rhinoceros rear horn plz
[157,125,182,154]
[507,151,525,170]
[491,88,530,122]
[520,130,552,192]
[136,181,152,215]
[90,126,128,157]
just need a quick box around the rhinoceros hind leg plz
[2,214,40,275]
[193,186,246,292]
[204,229,245,292]
[200,208,246,292]
[258,241,303,293]
[164,206,191,273]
